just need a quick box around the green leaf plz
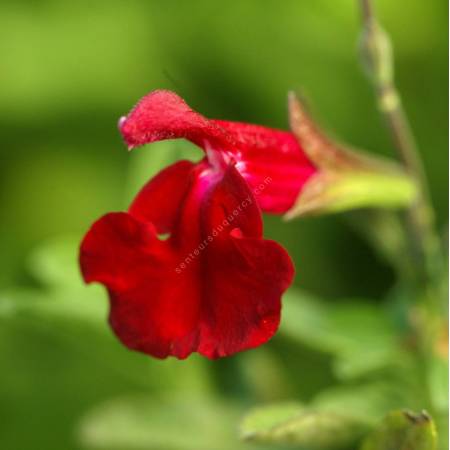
[427,355,448,450]
[434,412,448,450]
[0,286,106,326]
[78,395,258,450]
[360,410,438,450]
[240,402,304,439]
[1,235,107,324]
[4,235,107,325]
[428,354,449,413]
[240,402,369,449]
[280,288,400,379]
[312,383,411,425]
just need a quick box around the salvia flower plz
[80,90,317,359]
[119,90,317,213]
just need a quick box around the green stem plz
[358,0,445,416]
[358,0,442,284]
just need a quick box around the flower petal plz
[129,159,196,234]
[119,90,317,213]
[213,120,317,213]
[119,90,231,150]
[80,161,294,359]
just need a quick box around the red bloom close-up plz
[5,3,447,447]
[78,90,316,359]
[120,90,317,213]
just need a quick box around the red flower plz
[80,91,300,359]
[119,90,316,213]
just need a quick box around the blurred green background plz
[0,1,447,449]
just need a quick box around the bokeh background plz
[0,1,447,449]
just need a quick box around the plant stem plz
[358,0,442,284]
[358,0,446,417]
